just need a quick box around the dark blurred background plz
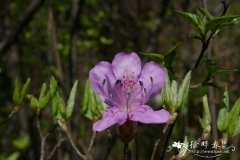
[0,0,240,159]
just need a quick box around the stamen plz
[102,79,106,86]
[150,76,153,83]
[144,88,147,94]
[116,79,122,85]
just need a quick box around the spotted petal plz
[93,107,128,131]
[112,52,141,81]
[139,62,166,102]
[89,61,116,101]
[129,105,169,124]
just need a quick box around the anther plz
[116,80,122,84]
[150,76,153,83]
[144,88,147,94]
[102,79,106,86]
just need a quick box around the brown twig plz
[123,143,131,160]
[48,7,63,84]
[150,139,161,160]
[8,105,21,119]
[58,119,86,160]
[68,0,84,87]
[46,138,65,160]
[134,133,139,160]
[0,0,45,54]
[37,116,50,160]
[86,131,97,159]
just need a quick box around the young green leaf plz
[227,99,240,137]
[12,77,20,104]
[163,42,181,74]
[82,80,106,120]
[217,108,230,132]
[176,71,191,109]
[233,117,240,137]
[140,52,164,64]
[19,78,31,104]
[177,11,204,34]
[27,94,41,108]
[50,77,65,119]
[39,91,51,109]
[220,88,229,110]
[205,15,240,32]
[6,152,20,160]
[160,74,171,109]
[39,83,47,100]
[199,95,211,128]
[66,80,78,119]
[12,136,30,150]
[196,6,213,20]
[170,80,178,108]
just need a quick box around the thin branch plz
[46,138,65,160]
[123,143,131,160]
[0,0,45,54]
[58,120,86,160]
[86,131,96,159]
[37,116,49,160]
[65,129,86,160]
[48,8,64,86]
[158,112,179,160]
[134,133,139,160]
[68,0,84,87]
[8,105,21,119]
[150,139,161,160]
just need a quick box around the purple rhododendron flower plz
[89,52,170,131]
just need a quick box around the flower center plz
[121,75,136,97]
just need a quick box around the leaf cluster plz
[160,71,191,112]
[217,89,240,137]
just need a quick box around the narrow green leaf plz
[196,6,213,20]
[177,11,204,34]
[66,80,78,119]
[162,74,171,109]
[82,80,106,120]
[170,80,178,108]
[12,77,20,104]
[12,136,30,150]
[199,95,211,128]
[163,42,181,74]
[204,57,218,80]
[176,71,191,109]
[233,117,240,137]
[227,99,240,137]
[6,152,20,160]
[27,95,40,108]
[19,78,31,104]
[39,91,51,109]
[140,52,164,64]
[217,108,230,132]
[220,88,229,110]
[39,83,47,100]
[205,15,240,32]
[50,77,65,119]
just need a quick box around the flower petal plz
[89,61,116,101]
[129,105,169,124]
[139,62,166,102]
[93,107,128,131]
[112,52,141,81]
